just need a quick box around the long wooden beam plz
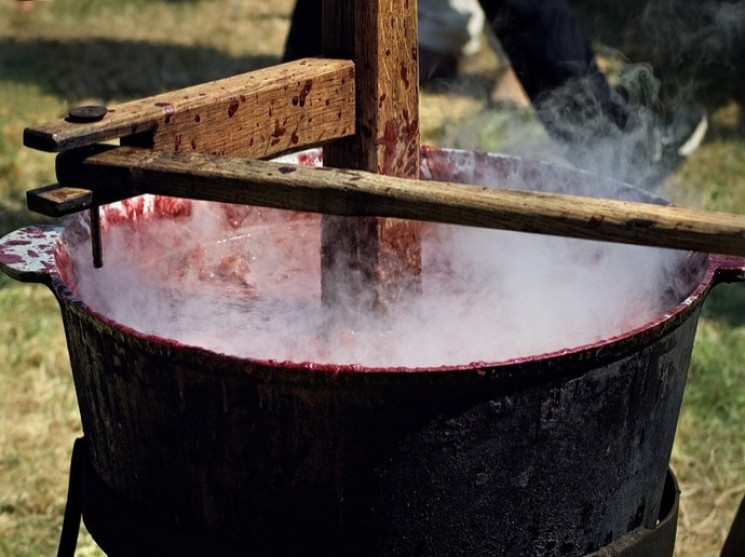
[55,146,745,257]
[24,58,356,160]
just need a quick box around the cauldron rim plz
[46,147,719,378]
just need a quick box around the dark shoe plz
[642,103,708,186]
[654,103,708,161]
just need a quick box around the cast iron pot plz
[2,148,743,556]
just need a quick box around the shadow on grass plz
[0,37,279,103]
[701,282,745,328]
[0,201,58,239]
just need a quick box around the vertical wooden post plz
[321,0,422,318]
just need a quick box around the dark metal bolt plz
[90,205,103,268]
[67,105,108,123]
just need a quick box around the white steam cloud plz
[63,152,696,369]
[633,0,745,77]
[61,0,739,368]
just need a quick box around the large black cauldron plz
[2,148,743,556]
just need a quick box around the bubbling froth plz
[63,191,691,368]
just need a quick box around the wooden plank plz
[322,0,422,316]
[26,183,130,217]
[56,146,745,257]
[26,184,92,217]
[24,58,356,160]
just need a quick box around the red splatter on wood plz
[155,102,175,124]
[273,121,286,136]
[400,65,410,90]
[298,80,313,107]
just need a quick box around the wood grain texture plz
[56,146,745,257]
[24,58,356,159]
[26,184,92,217]
[25,182,136,217]
[322,0,422,316]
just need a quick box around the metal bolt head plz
[67,105,108,123]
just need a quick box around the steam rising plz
[632,0,745,80]
[56,2,736,368]
[444,1,745,191]
[63,153,695,369]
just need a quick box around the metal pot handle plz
[711,254,745,284]
[0,225,62,286]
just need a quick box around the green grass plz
[0,1,744,555]
[0,2,292,554]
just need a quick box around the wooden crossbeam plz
[24,58,356,160]
[55,145,745,257]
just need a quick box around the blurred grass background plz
[0,0,743,555]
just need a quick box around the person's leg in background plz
[282,0,706,186]
[480,0,630,140]
[283,0,484,79]
[480,0,707,186]
[282,0,322,62]
[283,0,629,141]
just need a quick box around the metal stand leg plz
[587,469,680,556]
[721,493,745,557]
[57,437,85,557]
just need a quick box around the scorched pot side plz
[1,148,743,556]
